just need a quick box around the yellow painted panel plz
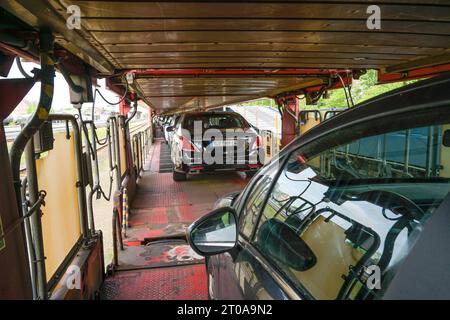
[119,126,127,176]
[292,216,362,300]
[299,116,322,168]
[0,216,5,251]
[440,124,450,178]
[265,133,273,163]
[308,155,321,170]
[300,116,321,135]
[133,138,141,169]
[36,131,81,280]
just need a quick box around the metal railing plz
[132,126,152,177]
[12,113,150,297]
[15,114,90,299]
[110,122,152,271]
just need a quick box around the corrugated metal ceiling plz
[2,1,450,112]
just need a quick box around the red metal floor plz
[101,139,249,299]
[124,139,249,246]
[101,264,208,300]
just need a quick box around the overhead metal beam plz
[129,68,355,78]
[385,51,450,73]
[378,63,450,84]
[0,41,38,64]
[0,0,115,75]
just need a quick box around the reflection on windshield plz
[184,114,247,131]
[255,123,450,299]
[314,125,444,181]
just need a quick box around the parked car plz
[166,114,181,148]
[162,116,173,143]
[168,111,264,181]
[187,74,450,300]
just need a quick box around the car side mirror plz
[187,207,237,256]
[257,219,317,271]
[166,126,175,132]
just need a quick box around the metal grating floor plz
[155,126,165,139]
[159,142,173,173]
[123,140,249,246]
[116,240,204,270]
[101,139,249,300]
[100,264,208,300]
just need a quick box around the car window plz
[172,115,181,126]
[176,116,183,129]
[253,121,450,300]
[183,113,247,131]
[239,161,279,239]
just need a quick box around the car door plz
[210,103,450,300]
[170,116,183,165]
[208,157,294,300]
[168,115,180,148]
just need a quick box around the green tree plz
[236,70,415,110]
[317,70,415,109]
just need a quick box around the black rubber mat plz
[159,142,173,173]
[155,126,165,139]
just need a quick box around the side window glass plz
[240,161,279,239]
[253,123,450,300]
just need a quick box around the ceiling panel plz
[110,51,418,60]
[91,31,450,48]
[82,18,450,35]
[67,2,450,21]
[136,75,322,111]
[4,0,450,112]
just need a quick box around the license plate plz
[213,140,236,147]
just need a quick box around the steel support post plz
[9,29,55,234]
[6,29,55,300]
[86,122,99,234]
[279,96,300,148]
[20,177,37,299]
[109,117,122,191]
[25,138,47,299]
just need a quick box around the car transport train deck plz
[100,132,250,299]
[2,1,450,301]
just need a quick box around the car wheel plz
[173,170,187,181]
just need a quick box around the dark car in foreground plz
[187,74,450,299]
[168,111,264,181]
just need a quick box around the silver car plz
[167,111,264,181]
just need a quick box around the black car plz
[168,111,264,181]
[187,74,450,299]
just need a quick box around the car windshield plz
[183,113,247,131]
[254,120,450,300]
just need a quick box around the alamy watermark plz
[176,121,266,166]
[366,5,381,30]
[65,265,81,290]
[66,5,81,30]
[366,265,381,290]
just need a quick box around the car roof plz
[183,111,241,116]
[280,72,450,156]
